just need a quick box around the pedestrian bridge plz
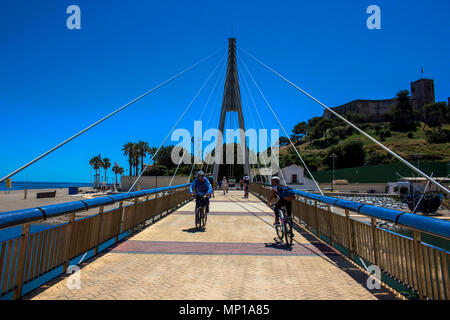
[1,184,448,300]
[1,38,449,301]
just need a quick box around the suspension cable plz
[239,47,450,195]
[129,53,226,191]
[240,66,269,184]
[240,61,286,185]
[188,62,226,183]
[170,56,227,186]
[202,67,226,174]
[238,55,323,194]
[239,56,300,188]
[0,48,223,184]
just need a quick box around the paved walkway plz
[25,191,401,300]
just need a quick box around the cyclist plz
[242,173,250,197]
[267,176,293,226]
[207,173,215,198]
[190,170,213,213]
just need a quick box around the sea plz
[0,181,92,191]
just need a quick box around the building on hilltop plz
[410,79,435,114]
[323,78,435,122]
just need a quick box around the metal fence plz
[0,184,190,300]
[250,183,450,300]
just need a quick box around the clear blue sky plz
[1,0,449,183]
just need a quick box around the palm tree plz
[122,142,134,176]
[137,141,150,173]
[102,158,111,185]
[131,143,140,176]
[112,163,124,187]
[89,154,103,188]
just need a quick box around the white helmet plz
[271,176,281,183]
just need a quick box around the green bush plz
[143,165,168,176]
[426,129,450,144]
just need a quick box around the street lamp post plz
[330,153,337,192]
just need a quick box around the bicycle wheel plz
[202,207,207,227]
[195,207,202,229]
[284,217,293,246]
[275,211,284,241]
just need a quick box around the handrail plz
[0,183,190,230]
[256,183,450,240]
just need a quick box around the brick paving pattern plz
[25,191,401,300]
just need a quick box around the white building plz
[250,164,316,189]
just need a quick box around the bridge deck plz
[24,191,400,300]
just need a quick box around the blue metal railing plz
[258,184,450,240]
[0,183,190,230]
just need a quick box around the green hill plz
[278,122,450,172]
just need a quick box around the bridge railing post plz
[345,209,355,259]
[13,223,30,299]
[370,217,379,266]
[327,204,333,246]
[413,230,427,299]
[116,201,124,242]
[62,213,76,273]
[93,206,104,256]
[314,200,320,238]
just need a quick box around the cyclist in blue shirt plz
[190,170,213,213]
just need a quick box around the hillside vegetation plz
[277,91,450,172]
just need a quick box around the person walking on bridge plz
[207,173,215,198]
[221,176,228,195]
[241,173,250,198]
[190,171,213,214]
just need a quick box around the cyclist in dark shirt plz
[267,176,292,226]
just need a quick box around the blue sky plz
[0,0,449,183]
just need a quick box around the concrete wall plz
[120,176,188,191]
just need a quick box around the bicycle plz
[194,195,208,229]
[273,205,293,246]
[243,184,249,198]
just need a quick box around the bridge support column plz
[212,38,250,182]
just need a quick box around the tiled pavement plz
[25,191,402,300]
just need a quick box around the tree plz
[112,163,124,186]
[153,145,177,169]
[291,121,308,143]
[324,139,366,169]
[423,102,448,131]
[390,90,417,132]
[89,154,103,188]
[122,142,134,176]
[130,143,141,176]
[279,136,290,146]
[137,140,151,173]
[102,158,111,185]
[144,165,168,176]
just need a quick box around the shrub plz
[426,129,450,144]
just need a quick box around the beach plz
[0,188,122,226]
